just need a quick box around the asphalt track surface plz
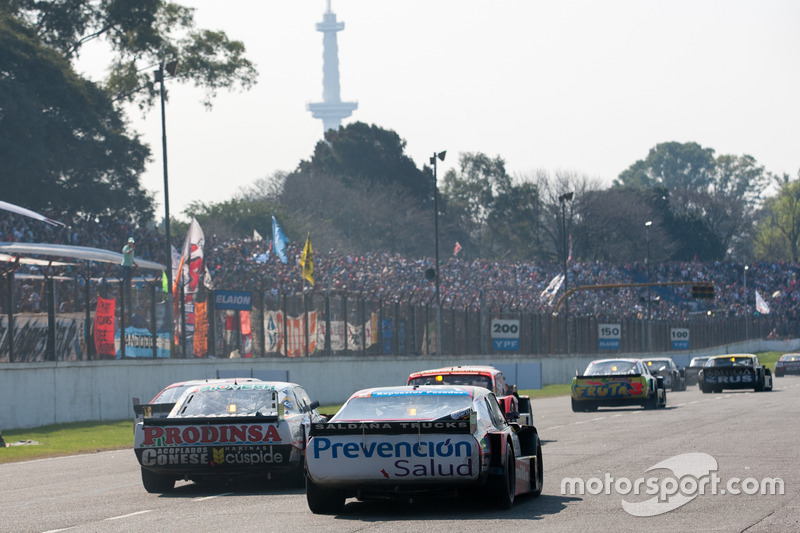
[1,379,798,533]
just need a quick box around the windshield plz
[706,356,754,367]
[689,358,708,368]
[334,390,472,422]
[780,355,799,362]
[153,385,193,404]
[408,374,493,390]
[584,360,638,376]
[172,385,279,417]
[644,360,670,371]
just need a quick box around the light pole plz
[431,150,446,355]
[645,220,652,321]
[558,192,573,353]
[744,265,749,339]
[155,60,178,356]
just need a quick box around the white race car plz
[305,385,544,513]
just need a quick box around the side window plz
[485,393,507,428]
[294,387,312,412]
[495,374,506,395]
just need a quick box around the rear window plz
[408,374,493,390]
[584,360,638,376]
[172,386,279,417]
[706,357,753,367]
[334,390,472,422]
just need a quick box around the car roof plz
[347,385,487,400]
[588,358,641,364]
[408,365,500,377]
[162,377,261,390]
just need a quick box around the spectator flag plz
[755,290,770,314]
[540,273,564,305]
[272,215,288,264]
[301,231,314,286]
[0,200,65,227]
[454,241,462,256]
[253,229,263,241]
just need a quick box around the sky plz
[77,0,800,221]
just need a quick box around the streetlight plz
[155,60,178,356]
[645,221,652,321]
[744,265,749,339]
[430,150,446,355]
[558,192,573,353]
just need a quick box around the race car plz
[305,385,543,514]
[700,354,773,393]
[133,381,325,493]
[642,357,686,391]
[774,353,800,377]
[684,356,710,387]
[407,365,534,425]
[133,377,262,421]
[571,358,666,412]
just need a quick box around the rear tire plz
[306,473,345,514]
[488,443,516,509]
[141,468,174,493]
[531,437,543,497]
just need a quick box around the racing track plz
[1,379,798,533]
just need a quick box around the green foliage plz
[0,12,154,222]
[754,180,800,261]
[183,198,282,241]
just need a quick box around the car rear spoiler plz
[141,414,281,425]
[309,419,472,436]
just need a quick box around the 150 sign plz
[491,319,519,351]
[598,323,621,350]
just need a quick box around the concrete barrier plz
[2,338,797,430]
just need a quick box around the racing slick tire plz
[306,473,345,514]
[487,442,516,509]
[531,436,544,498]
[700,383,711,394]
[141,468,174,493]
[755,373,764,392]
[644,390,659,410]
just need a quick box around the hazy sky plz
[78,1,800,220]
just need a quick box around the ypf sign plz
[491,319,520,351]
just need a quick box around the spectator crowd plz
[3,211,800,322]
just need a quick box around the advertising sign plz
[492,319,520,351]
[671,327,690,350]
[598,323,621,350]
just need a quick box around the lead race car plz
[407,365,534,425]
[700,354,773,393]
[571,358,667,411]
[133,381,325,493]
[305,385,543,514]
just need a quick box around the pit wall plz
[2,338,797,430]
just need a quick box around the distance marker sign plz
[492,319,520,351]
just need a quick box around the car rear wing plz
[141,413,282,426]
[310,419,473,436]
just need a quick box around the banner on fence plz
[264,310,283,353]
[240,310,253,357]
[0,315,83,362]
[115,327,170,358]
[94,296,116,357]
[194,301,208,357]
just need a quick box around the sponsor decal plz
[139,445,289,467]
[574,378,645,399]
[140,424,283,446]
[704,374,754,384]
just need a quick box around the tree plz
[301,122,430,200]
[754,178,800,261]
[615,142,769,260]
[0,12,153,222]
[4,0,257,109]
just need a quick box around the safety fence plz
[0,276,790,362]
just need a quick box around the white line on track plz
[194,492,234,501]
[105,510,152,521]
[42,529,73,533]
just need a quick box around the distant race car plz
[133,381,325,493]
[133,377,262,420]
[642,357,686,391]
[700,354,773,393]
[305,385,544,514]
[571,358,667,411]
[407,365,533,425]
[774,353,800,377]
[684,356,710,387]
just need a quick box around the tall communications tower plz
[307,0,357,133]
